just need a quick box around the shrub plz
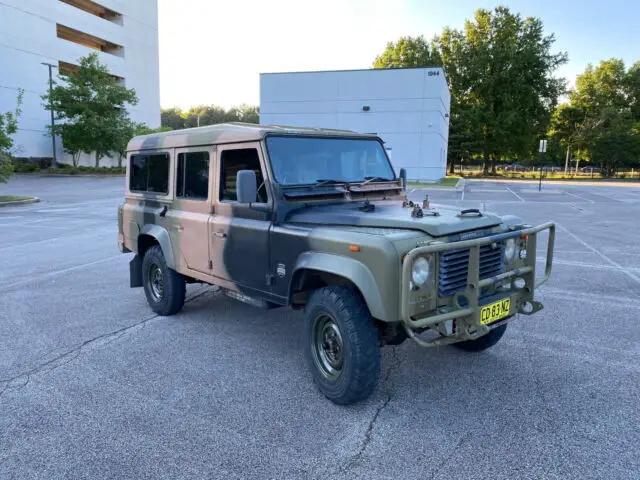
[13,162,40,173]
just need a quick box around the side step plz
[222,288,278,310]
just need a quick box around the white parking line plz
[536,257,640,273]
[556,223,640,285]
[565,191,595,203]
[0,228,113,251]
[1,255,123,291]
[540,287,640,308]
[505,186,525,202]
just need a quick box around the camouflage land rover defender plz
[118,123,555,405]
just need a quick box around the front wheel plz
[304,286,380,405]
[142,245,186,316]
[451,323,508,352]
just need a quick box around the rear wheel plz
[304,286,380,405]
[142,245,185,316]
[452,323,508,352]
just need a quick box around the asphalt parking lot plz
[1,175,639,479]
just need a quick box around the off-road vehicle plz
[118,123,555,405]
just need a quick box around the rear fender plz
[139,224,176,269]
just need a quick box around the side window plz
[219,148,267,203]
[130,153,170,194]
[176,151,210,200]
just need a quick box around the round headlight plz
[503,238,516,263]
[411,256,432,286]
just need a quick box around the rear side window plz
[130,153,170,194]
[176,151,210,200]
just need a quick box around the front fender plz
[139,224,176,269]
[292,252,388,321]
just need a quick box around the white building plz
[0,0,160,165]
[260,68,451,182]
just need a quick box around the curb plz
[0,197,41,208]
[466,177,640,188]
[455,178,467,191]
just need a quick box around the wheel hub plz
[149,264,164,301]
[312,314,344,379]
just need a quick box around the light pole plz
[41,62,58,167]
[538,139,547,192]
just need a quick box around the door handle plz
[214,232,227,238]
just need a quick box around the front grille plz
[438,242,504,297]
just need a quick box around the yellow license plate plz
[480,298,511,325]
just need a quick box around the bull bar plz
[400,222,555,346]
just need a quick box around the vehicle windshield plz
[265,136,395,186]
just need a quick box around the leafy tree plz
[374,7,567,175]
[43,53,138,167]
[57,122,88,167]
[450,7,566,172]
[373,36,442,68]
[590,114,640,176]
[161,107,186,130]
[0,89,23,183]
[554,59,640,176]
[447,106,480,174]
[234,104,260,124]
[162,104,260,130]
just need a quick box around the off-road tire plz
[304,286,380,405]
[142,245,186,316]
[452,323,508,352]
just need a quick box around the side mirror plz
[399,168,407,190]
[236,170,257,204]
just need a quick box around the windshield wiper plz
[360,176,393,185]
[312,179,346,188]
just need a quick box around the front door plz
[167,146,214,274]
[209,142,272,292]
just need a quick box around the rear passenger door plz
[210,142,272,291]
[168,146,214,275]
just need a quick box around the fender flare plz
[291,252,386,320]
[139,224,176,269]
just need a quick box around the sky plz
[157,0,640,110]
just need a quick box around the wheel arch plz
[138,224,176,269]
[289,252,388,321]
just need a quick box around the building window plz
[58,61,125,85]
[219,149,267,203]
[130,153,170,194]
[57,24,124,57]
[176,152,210,200]
[59,0,123,25]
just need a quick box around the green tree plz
[43,53,138,167]
[590,115,640,176]
[161,107,186,129]
[163,104,261,130]
[448,7,567,172]
[556,59,640,176]
[234,104,260,124]
[374,7,567,174]
[373,35,442,68]
[0,89,23,182]
[57,122,88,167]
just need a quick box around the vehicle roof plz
[127,122,380,151]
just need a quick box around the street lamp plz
[41,62,58,167]
[538,139,547,192]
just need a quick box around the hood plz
[285,201,502,237]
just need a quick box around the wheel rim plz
[148,263,164,301]
[312,313,344,379]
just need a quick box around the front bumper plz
[400,222,555,347]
